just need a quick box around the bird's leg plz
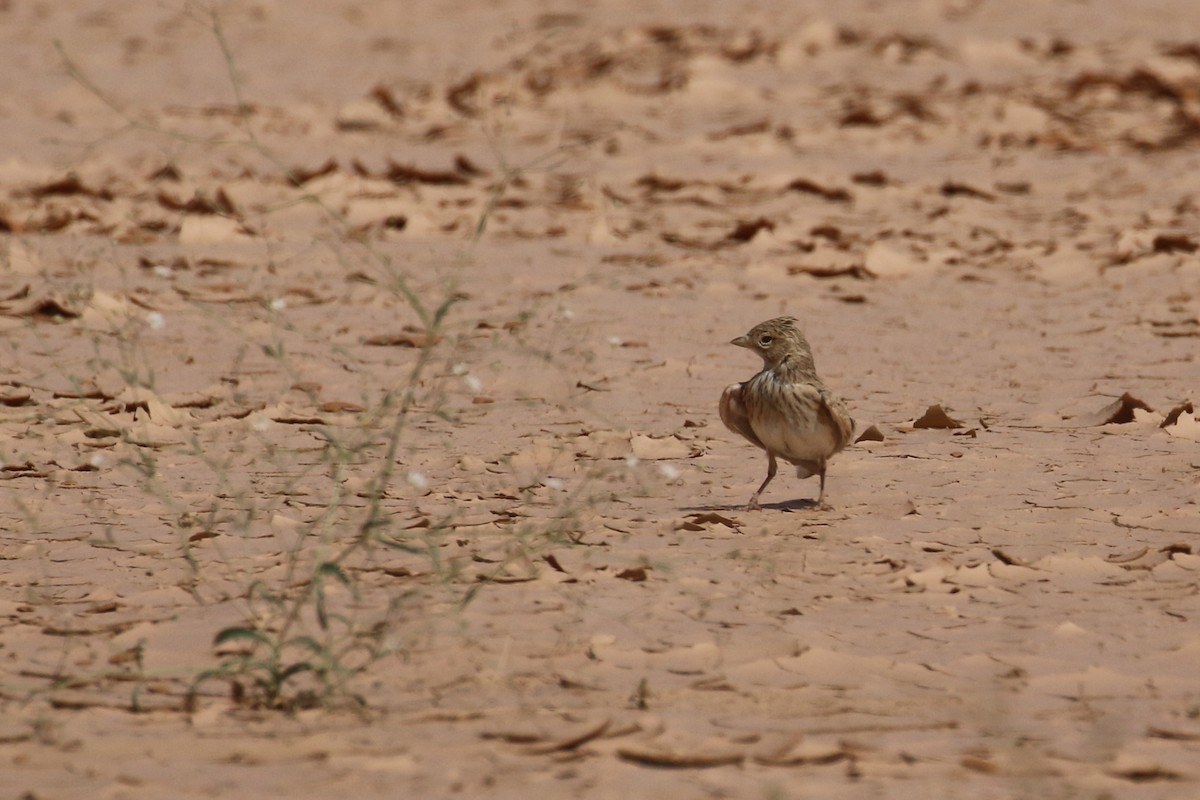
[747,452,778,510]
[815,461,830,510]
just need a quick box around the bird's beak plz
[730,334,750,348]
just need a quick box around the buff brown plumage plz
[719,317,855,509]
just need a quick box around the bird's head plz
[730,316,817,375]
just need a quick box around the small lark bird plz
[719,317,855,510]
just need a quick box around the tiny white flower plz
[406,471,429,489]
[624,455,640,469]
[544,477,564,491]
[152,265,173,278]
[561,308,575,320]
[464,374,482,394]
[145,311,165,330]
[251,414,271,432]
[89,452,106,468]
[269,297,287,311]
[607,336,623,346]
[451,363,469,376]
[658,463,681,481]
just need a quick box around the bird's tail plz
[795,461,820,479]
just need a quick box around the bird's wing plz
[817,387,856,453]
[720,382,767,451]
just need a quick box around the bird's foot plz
[745,497,762,511]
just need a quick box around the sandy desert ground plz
[2,1,1200,797]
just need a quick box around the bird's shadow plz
[681,498,823,513]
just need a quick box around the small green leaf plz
[377,539,426,554]
[278,662,315,682]
[287,635,325,655]
[213,626,272,648]
[316,562,351,588]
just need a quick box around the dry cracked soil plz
[2,1,1200,798]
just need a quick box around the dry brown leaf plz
[1108,764,1184,782]
[1082,392,1154,426]
[1,460,43,478]
[680,512,740,531]
[617,747,744,768]
[167,392,220,409]
[363,331,441,347]
[523,718,611,755]
[991,548,1032,567]
[318,401,365,413]
[961,755,999,774]
[1161,401,1194,426]
[913,405,963,429]
[940,181,996,201]
[0,284,31,304]
[454,154,488,177]
[286,157,339,186]
[110,387,193,427]
[27,173,113,201]
[156,188,237,216]
[855,424,885,442]
[1147,726,1200,742]
[0,386,33,407]
[725,217,775,243]
[173,284,259,304]
[754,739,850,767]
[852,170,890,186]
[481,566,538,584]
[1109,547,1173,570]
[365,84,405,119]
[615,567,648,582]
[1152,233,1198,253]
[708,118,770,140]
[446,72,483,116]
[786,264,873,280]
[786,178,853,203]
[636,175,688,194]
[0,291,81,320]
[660,231,725,250]
[73,407,126,436]
[281,286,331,305]
[384,159,470,186]
[269,409,325,424]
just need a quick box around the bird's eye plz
[758,335,773,347]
